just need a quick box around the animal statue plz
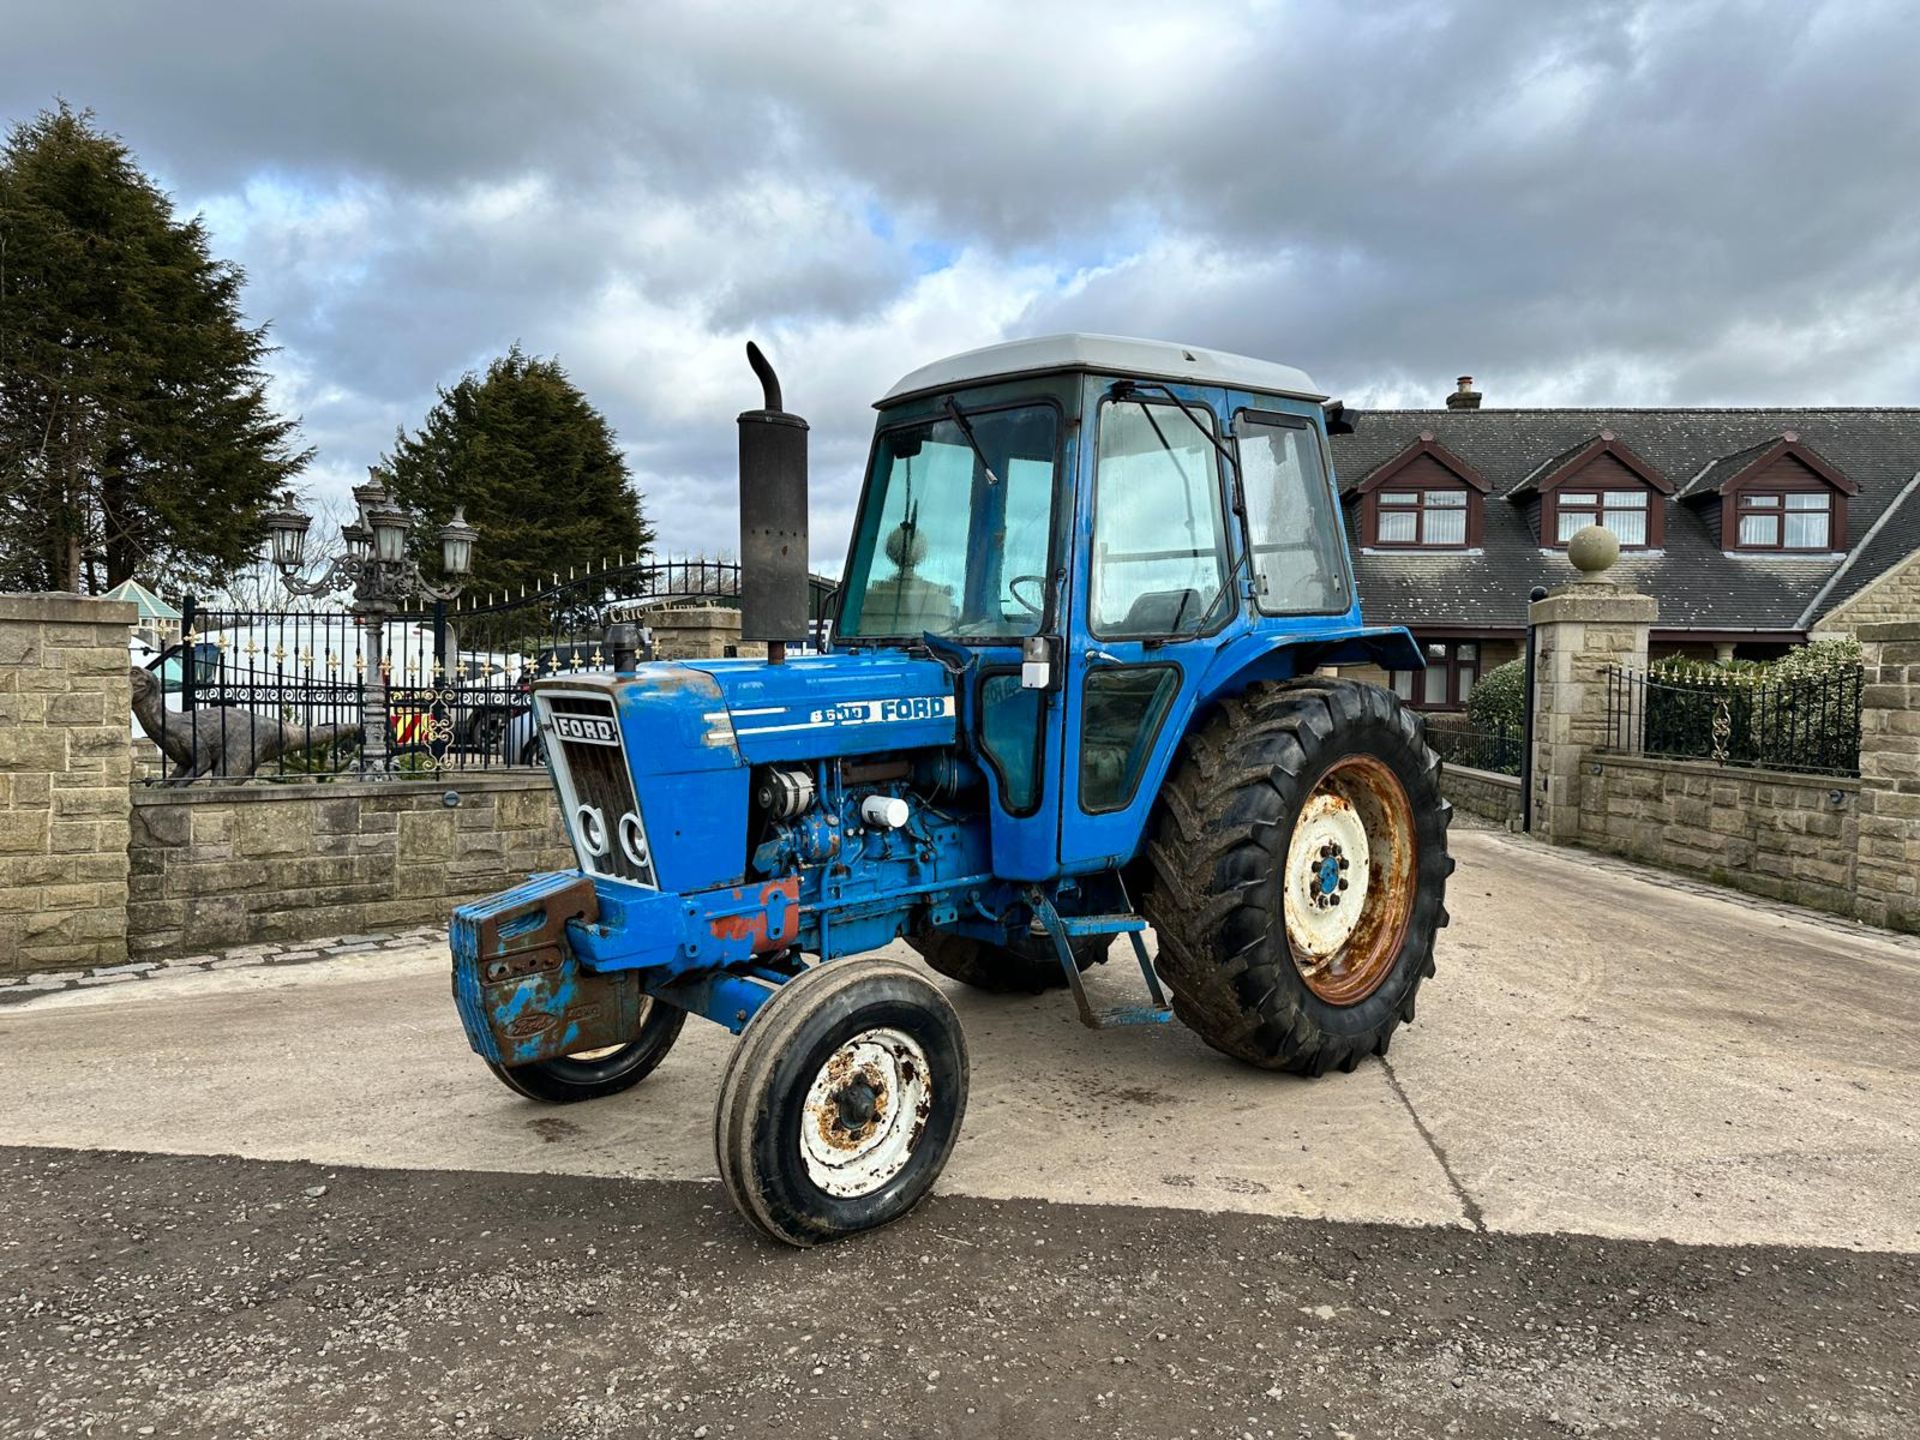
[130,666,359,782]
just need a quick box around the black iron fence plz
[138,557,839,783]
[1424,720,1523,777]
[1601,663,1864,777]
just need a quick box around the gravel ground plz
[2,1147,1915,1440]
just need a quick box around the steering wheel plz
[1007,574,1047,617]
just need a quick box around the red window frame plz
[1372,488,1471,549]
[1553,488,1650,548]
[1390,640,1481,711]
[1733,490,1832,551]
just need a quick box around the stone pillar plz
[648,605,765,661]
[1853,621,1920,934]
[0,593,138,975]
[1527,533,1658,846]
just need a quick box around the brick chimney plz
[1445,375,1482,410]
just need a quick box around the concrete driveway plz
[3,829,1916,1254]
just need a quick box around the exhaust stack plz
[737,341,810,662]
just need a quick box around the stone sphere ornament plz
[1567,523,1621,577]
[884,521,928,573]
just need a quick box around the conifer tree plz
[0,103,309,592]
[375,346,651,599]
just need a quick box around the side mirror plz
[1323,401,1358,436]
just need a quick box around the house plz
[1326,378,1920,709]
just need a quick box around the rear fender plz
[1197,624,1423,698]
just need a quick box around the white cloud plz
[9,0,1917,574]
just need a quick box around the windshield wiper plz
[1111,379,1241,483]
[943,397,1004,488]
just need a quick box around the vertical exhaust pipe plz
[738,341,809,663]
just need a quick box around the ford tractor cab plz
[451,334,1451,1246]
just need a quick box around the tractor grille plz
[538,690,656,887]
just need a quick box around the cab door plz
[1057,381,1241,872]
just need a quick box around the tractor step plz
[1056,912,1147,937]
[1029,891,1172,1031]
[1084,996,1176,1027]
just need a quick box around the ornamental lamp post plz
[266,481,477,776]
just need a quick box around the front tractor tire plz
[907,930,1107,994]
[1144,679,1451,1075]
[716,958,969,1247]
[486,997,686,1103]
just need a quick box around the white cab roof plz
[879,333,1325,405]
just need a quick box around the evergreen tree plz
[375,346,651,599]
[0,103,309,593]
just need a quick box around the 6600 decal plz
[805,695,955,726]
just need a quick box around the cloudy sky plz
[8,0,1919,574]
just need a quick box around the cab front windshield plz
[839,403,1057,639]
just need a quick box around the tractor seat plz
[1114,588,1205,637]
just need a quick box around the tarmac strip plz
[1,1146,1914,1440]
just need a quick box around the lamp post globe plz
[263,492,312,572]
[439,506,478,578]
[370,504,413,565]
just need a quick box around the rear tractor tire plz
[908,929,1108,994]
[1144,678,1452,1076]
[716,957,969,1247]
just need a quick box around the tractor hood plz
[683,652,959,763]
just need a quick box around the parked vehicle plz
[451,336,1450,1246]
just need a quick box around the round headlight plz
[619,812,649,868]
[576,805,609,857]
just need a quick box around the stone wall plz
[0,593,137,976]
[0,592,781,971]
[1815,549,1920,637]
[1441,763,1522,828]
[1578,754,1860,915]
[127,773,569,956]
[1853,622,1920,932]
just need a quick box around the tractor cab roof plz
[878,332,1326,407]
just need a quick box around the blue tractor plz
[451,335,1451,1246]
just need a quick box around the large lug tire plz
[486,997,686,1103]
[907,930,1108,994]
[1143,678,1452,1076]
[715,957,969,1247]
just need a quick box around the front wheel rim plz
[1282,754,1416,1006]
[798,1028,932,1198]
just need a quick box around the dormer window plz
[1377,488,1469,546]
[1505,430,1672,550]
[1355,432,1489,550]
[1556,489,1648,546]
[1676,431,1856,554]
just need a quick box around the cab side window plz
[1090,400,1228,638]
[1234,412,1350,614]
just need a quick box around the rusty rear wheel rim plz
[1281,754,1416,1006]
